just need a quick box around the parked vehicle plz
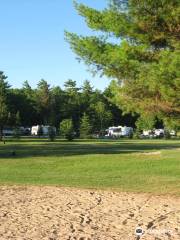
[154,129,165,137]
[141,129,162,138]
[169,130,176,136]
[3,127,31,136]
[31,125,56,136]
[105,126,133,138]
[3,127,14,136]
[141,129,176,138]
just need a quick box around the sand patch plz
[0,186,179,240]
[136,151,161,156]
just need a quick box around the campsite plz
[0,0,180,239]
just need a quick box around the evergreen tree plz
[15,111,21,126]
[37,79,51,124]
[60,119,74,141]
[64,80,81,136]
[66,0,180,128]
[0,72,9,141]
[12,111,21,139]
[50,86,64,128]
[21,81,38,126]
[80,113,92,138]
[80,80,93,114]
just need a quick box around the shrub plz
[60,119,74,141]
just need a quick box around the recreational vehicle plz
[105,126,133,138]
[31,125,56,136]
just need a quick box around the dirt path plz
[0,186,179,240]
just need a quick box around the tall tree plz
[0,72,9,140]
[93,101,112,133]
[64,79,81,135]
[50,86,64,127]
[80,80,93,117]
[66,0,180,129]
[37,79,51,124]
[80,113,92,138]
[22,81,39,126]
[104,82,138,127]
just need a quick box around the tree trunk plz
[100,118,103,136]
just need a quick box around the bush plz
[133,129,142,139]
[60,119,74,141]
[136,115,155,133]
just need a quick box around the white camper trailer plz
[154,129,165,137]
[105,126,133,138]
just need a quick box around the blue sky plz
[0,0,110,90]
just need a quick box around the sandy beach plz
[0,186,179,240]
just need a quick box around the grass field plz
[0,138,179,195]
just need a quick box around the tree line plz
[0,71,137,140]
[1,0,179,140]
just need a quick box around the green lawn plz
[0,138,179,195]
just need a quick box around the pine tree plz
[66,0,180,129]
[80,113,92,138]
[37,79,51,124]
[0,72,9,141]
[60,119,74,141]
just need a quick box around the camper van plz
[105,126,133,138]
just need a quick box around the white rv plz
[105,126,133,138]
[154,129,165,137]
[142,129,176,138]
[31,125,56,136]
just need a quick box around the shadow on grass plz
[0,138,179,158]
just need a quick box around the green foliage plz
[80,113,92,138]
[0,72,9,140]
[60,119,74,141]
[164,130,171,140]
[92,101,112,133]
[37,79,51,125]
[163,117,180,133]
[15,111,21,127]
[136,115,156,132]
[64,80,81,136]
[0,73,136,136]
[66,0,180,127]
[48,126,56,142]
